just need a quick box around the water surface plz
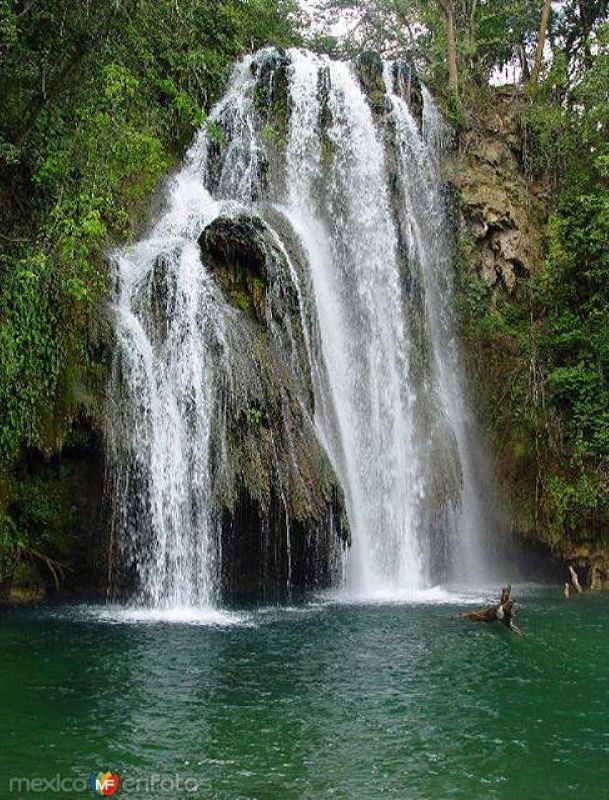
[1,587,608,799]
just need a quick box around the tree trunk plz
[578,0,593,67]
[530,0,552,88]
[438,0,459,96]
[519,43,531,82]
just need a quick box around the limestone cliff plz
[199,211,350,594]
[445,87,608,588]
[445,87,548,293]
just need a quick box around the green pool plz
[1,587,608,799]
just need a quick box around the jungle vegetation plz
[1,0,607,586]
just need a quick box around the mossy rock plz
[319,65,334,164]
[250,48,291,84]
[353,51,422,123]
[199,214,270,319]
[395,60,423,124]
[368,89,389,114]
[199,208,351,589]
[354,50,385,97]
[252,48,292,152]
[145,247,179,344]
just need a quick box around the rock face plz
[355,49,423,123]
[446,88,547,293]
[200,215,272,320]
[444,88,609,588]
[199,212,349,595]
[569,547,609,591]
[444,90,551,552]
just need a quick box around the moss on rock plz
[199,210,349,593]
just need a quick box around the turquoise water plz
[1,587,608,799]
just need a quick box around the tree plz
[437,0,459,95]
[555,0,608,75]
[531,0,553,87]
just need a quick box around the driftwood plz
[460,585,524,635]
[568,565,583,594]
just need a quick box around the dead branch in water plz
[460,585,524,635]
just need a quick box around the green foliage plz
[0,497,19,579]
[543,471,608,547]
[246,407,264,427]
[318,0,556,95]
[0,453,93,589]
[0,0,298,582]
[539,26,609,497]
[463,0,540,75]
[444,90,467,129]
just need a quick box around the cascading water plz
[107,47,496,608]
[106,60,255,607]
[382,64,490,583]
[282,52,424,593]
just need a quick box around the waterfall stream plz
[283,52,423,593]
[108,48,496,607]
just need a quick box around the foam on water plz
[80,604,249,627]
[322,585,490,607]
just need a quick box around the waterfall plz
[383,66,488,583]
[282,52,424,593]
[107,48,495,607]
[106,58,256,607]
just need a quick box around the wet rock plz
[200,213,280,319]
[567,546,609,590]
[250,47,291,82]
[148,250,178,342]
[206,50,293,203]
[355,51,423,125]
[199,211,350,594]
[354,50,387,115]
[387,59,423,125]
[354,50,385,93]
[201,215,269,277]
[251,48,292,198]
